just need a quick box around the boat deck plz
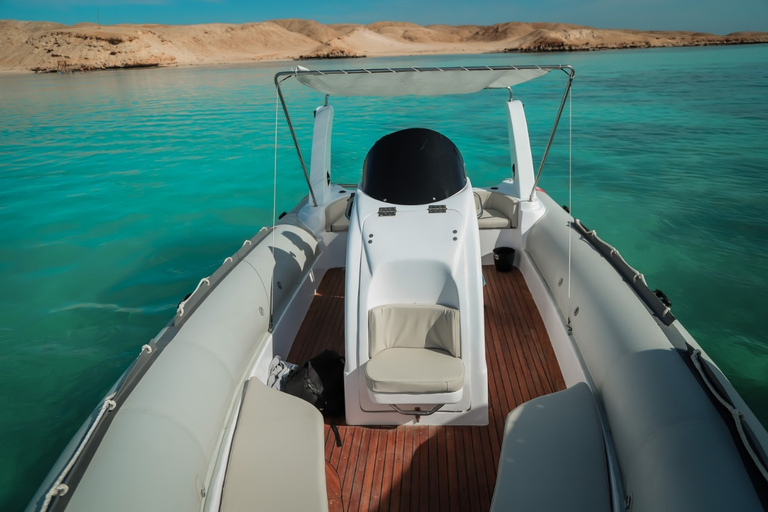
[287,266,566,512]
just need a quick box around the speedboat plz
[28,64,768,512]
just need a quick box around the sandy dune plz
[1,18,766,72]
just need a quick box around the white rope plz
[567,83,573,323]
[270,87,279,328]
[690,349,768,482]
[176,277,210,317]
[40,394,117,512]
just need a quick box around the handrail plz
[571,218,676,326]
[690,349,768,482]
[39,394,117,512]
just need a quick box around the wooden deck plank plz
[390,427,405,512]
[453,426,471,512]
[428,427,440,512]
[461,428,481,510]
[347,428,371,512]
[400,427,414,512]
[444,428,460,512]
[359,428,381,512]
[376,428,394,512]
[507,281,549,398]
[436,427,448,512]
[418,427,430,512]
[287,266,566,512]
[411,429,422,512]
[495,273,544,401]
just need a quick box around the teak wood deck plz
[287,266,566,512]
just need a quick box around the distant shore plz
[1,19,767,73]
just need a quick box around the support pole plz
[529,68,575,201]
[275,77,318,207]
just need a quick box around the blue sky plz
[2,0,767,35]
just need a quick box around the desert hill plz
[1,18,766,72]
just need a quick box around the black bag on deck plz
[284,349,345,418]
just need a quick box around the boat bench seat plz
[474,189,519,229]
[220,379,328,512]
[490,382,611,512]
[325,196,350,232]
[365,304,464,395]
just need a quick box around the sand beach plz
[1,18,767,72]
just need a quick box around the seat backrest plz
[368,304,460,358]
[487,193,519,228]
[473,189,519,228]
[325,196,350,232]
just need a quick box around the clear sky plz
[2,0,767,35]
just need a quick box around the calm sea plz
[1,45,767,510]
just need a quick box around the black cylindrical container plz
[492,247,515,272]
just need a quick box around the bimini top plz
[273,64,575,207]
[362,128,466,205]
[275,64,573,97]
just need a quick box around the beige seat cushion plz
[221,379,328,512]
[368,304,460,358]
[325,197,350,232]
[474,189,519,229]
[490,382,610,512]
[366,347,465,393]
[478,208,511,229]
[330,216,349,232]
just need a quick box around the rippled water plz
[1,46,767,510]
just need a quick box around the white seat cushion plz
[221,379,328,512]
[365,347,465,394]
[478,208,511,229]
[490,382,610,512]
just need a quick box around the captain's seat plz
[366,304,464,401]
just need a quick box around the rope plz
[176,277,210,317]
[40,394,117,512]
[269,87,279,331]
[567,84,573,330]
[690,349,768,482]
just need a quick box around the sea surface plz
[2,45,767,510]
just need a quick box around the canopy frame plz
[273,64,575,206]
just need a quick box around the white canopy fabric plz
[293,67,552,97]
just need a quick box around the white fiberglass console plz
[343,128,488,426]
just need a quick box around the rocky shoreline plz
[1,19,766,73]
[509,38,768,53]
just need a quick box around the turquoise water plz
[2,45,767,510]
